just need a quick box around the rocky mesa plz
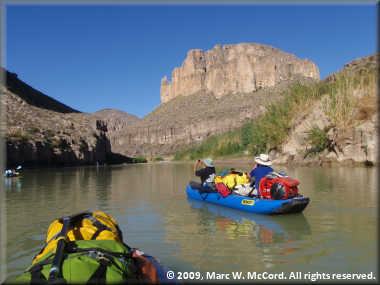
[160,43,319,103]
[111,43,319,158]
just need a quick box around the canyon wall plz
[2,68,112,168]
[110,79,302,157]
[160,43,319,102]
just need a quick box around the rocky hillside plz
[110,74,315,157]
[92,109,139,133]
[161,43,319,102]
[272,52,379,165]
[1,68,111,168]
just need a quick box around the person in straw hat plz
[246,154,274,196]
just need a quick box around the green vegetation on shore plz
[173,64,378,161]
[133,157,148,163]
[173,131,244,161]
[152,157,164,162]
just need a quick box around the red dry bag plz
[259,176,300,200]
[215,182,231,198]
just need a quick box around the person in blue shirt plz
[246,154,273,196]
[4,169,16,176]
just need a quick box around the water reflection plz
[163,198,314,272]
[187,197,311,247]
[4,177,22,193]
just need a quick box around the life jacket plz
[258,173,300,200]
[9,211,161,284]
[203,173,217,187]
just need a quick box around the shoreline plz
[151,156,376,167]
[14,157,377,169]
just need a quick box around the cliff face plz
[161,43,319,102]
[1,68,111,168]
[92,109,139,133]
[110,77,315,157]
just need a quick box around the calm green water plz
[1,163,379,283]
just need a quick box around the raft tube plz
[186,185,309,215]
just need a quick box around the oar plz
[48,217,70,282]
[16,166,21,170]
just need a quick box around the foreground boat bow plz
[7,211,182,284]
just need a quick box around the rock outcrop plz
[325,114,378,165]
[273,101,378,166]
[161,43,319,103]
[92,109,139,133]
[272,52,379,166]
[1,68,111,168]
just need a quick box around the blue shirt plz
[250,165,274,191]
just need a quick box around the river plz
[1,162,378,283]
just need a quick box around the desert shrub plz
[29,126,40,134]
[173,152,185,161]
[133,157,148,163]
[322,74,360,130]
[153,157,164,162]
[9,131,32,141]
[214,141,243,157]
[356,67,379,121]
[245,80,328,155]
[173,132,244,161]
[173,147,196,161]
[302,124,328,154]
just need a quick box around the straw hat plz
[254,154,272,166]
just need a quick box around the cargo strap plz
[57,211,123,242]
[29,259,55,284]
[82,215,114,240]
[200,192,211,200]
[26,246,135,285]
[86,258,111,285]
[27,257,110,285]
[69,247,137,276]
[67,247,133,260]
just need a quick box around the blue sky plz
[2,2,378,118]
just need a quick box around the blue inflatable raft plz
[186,185,309,215]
